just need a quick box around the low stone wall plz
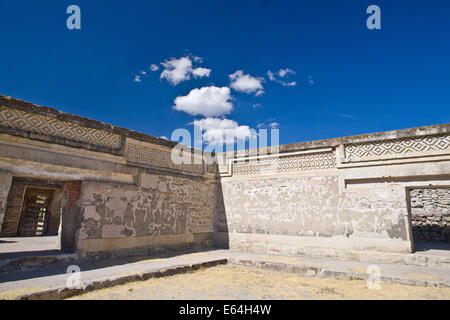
[410,188,450,242]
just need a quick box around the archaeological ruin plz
[0,95,449,263]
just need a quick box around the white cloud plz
[160,136,168,140]
[192,67,211,78]
[173,86,233,117]
[278,68,295,78]
[160,56,211,85]
[150,64,159,72]
[193,118,254,144]
[308,75,314,85]
[160,57,193,85]
[267,69,297,87]
[192,56,204,63]
[140,70,147,75]
[267,70,276,81]
[134,75,142,82]
[253,103,262,108]
[229,70,264,96]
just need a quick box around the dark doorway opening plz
[1,177,64,238]
[0,177,82,265]
[0,177,69,260]
[18,187,56,236]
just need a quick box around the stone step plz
[0,251,78,274]
[292,247,450,270]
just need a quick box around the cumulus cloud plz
[134,75,142,82]
[160,56,211,85]
[193,118,255,144]
[150,64,159,72]
[192,67,211,77]
[173,86,233,117]
[267,69,297,87]
[229,70,264,96]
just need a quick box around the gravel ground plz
[69,265,450,300]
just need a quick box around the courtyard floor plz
[69,264,450,300]
[1,248,450,300]
[0,236,61,259]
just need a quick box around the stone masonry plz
[0,95,449,261]
[410,188,450,241]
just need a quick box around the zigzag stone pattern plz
[126,143,204,175]
[344,134,450,160]
[0,107,121,149]
[232,150,336,175]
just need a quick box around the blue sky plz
[0,0,449,148]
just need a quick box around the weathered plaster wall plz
[0,171,12,232]
[219,175,339,237]
[216,126,450,257]
[216,172,414,256]
[74,173,217,254]
[338,182,409,241]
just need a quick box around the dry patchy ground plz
[69,265,450,300]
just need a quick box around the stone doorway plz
[0,177,81,259]
[408,187,450,253]
[0,177,64,237]
[18,187,56,236]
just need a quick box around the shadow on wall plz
[213,176,229,249]
[414,241,450,252]
[60,181,82,252]
[0,239,17,244]
[412,225,450,242]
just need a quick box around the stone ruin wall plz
[0,95,449,260]
[0,96,218,258]
[410,188,450,242]
[215,126,450,258]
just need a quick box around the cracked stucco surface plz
[219,175,408,241]
[78,174,217,240]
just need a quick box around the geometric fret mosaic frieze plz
[344,134,450,160]
[231,150,336,176]
[126,143,204,175]
[0,106,121,149]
